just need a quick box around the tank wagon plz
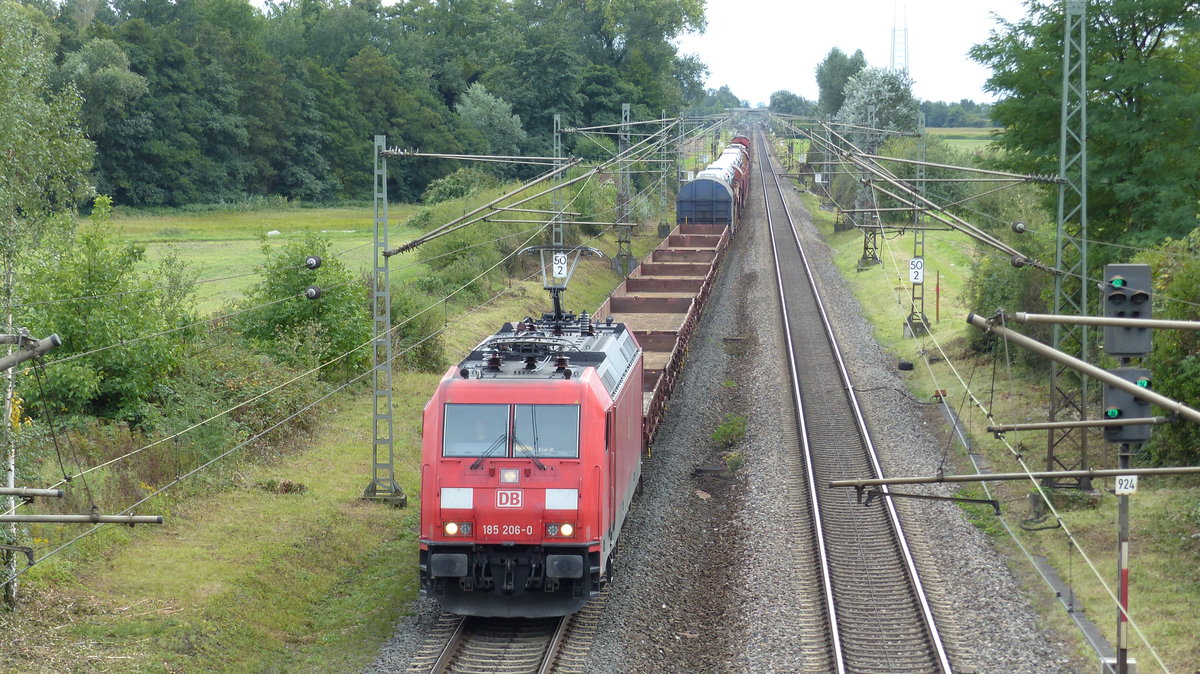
[417,136,749,618]
[674,135,751,226]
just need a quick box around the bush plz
[237,232,371,379]
[391,286,447,373]
[422,167,498,204]
[17,196,198,419]
[963,251,1051,361]
[1140,230,1200,465]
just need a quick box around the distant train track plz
[757,131,952,672]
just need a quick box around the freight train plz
[675,136,751,226]
[417,134,751,618]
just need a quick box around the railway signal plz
[1102,264,1152,357]
[1102,369,1153,444]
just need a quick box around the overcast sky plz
[675,0,1031,106]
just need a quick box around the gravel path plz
[368,146,1080,673]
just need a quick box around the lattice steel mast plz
[1047,0,1091,490]
[364,135,405,506]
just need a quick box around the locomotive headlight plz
[443,521,472,536]
[444,522,459,536]
[559,523,574,537]
[545,522,575,537]
[499,467,520,484]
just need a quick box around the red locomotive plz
[418,133,750,618]
[418,306,644,617]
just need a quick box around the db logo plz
[497,490,523,508]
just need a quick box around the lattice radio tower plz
[890,2,909,74]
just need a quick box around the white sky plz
[676,0,1031,106]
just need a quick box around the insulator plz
[487,351,502,369]
[305,286,322,300]
[305,255,322,269]
[1011,221,1027,234]
[1010,256,1026,269]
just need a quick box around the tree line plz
[12,0,709,206]
[768,47,993,127]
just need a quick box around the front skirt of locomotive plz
[420,543,603,617]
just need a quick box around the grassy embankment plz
[3,199,662,672]
[800,188,1200,671]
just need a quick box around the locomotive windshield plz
[443,404,508,457]
[513,405,579,458]
[442,403,579,459]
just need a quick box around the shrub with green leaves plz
[18,197,197,419]
[391,285,447,373]
[1140,231,1200,465]
[422,167,498,204]
[237,232,370,378]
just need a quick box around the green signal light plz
[1105,407,1122,419]
[1110,276,1127,288]
[1136,378,1150,388]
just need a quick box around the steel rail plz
[429,616,466,674]
[537,614,572,674]
[757,131,845,674]
[762,131,952,672]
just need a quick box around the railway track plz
[756,131,952,673]
[406,589,608,674]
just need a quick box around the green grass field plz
[928,126,999,153]
[112,205,423,313]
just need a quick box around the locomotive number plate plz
[496,489,523,508]
[482,524,535,536]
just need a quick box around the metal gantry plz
[364,135,406,507]
[1047,0,1091,491]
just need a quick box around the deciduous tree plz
[769,90,814,117]
[815,47,866,116]
[836,67,919,138]
[971,0,1200,251]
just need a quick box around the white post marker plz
[552,252,568,279]
[1115,475,1138,495]
[909,257,925,284]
